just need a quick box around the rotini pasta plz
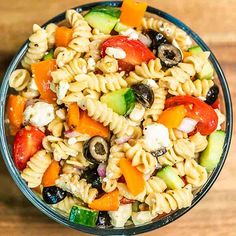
[21,24,48,70]
[145,184,193,215]
[189,132,208,153]
[56,174,98,204]
[168,128,188,141]
[122,141,157,174]
[145,176,167,194]
[78,97,135,137]
[45,23,58,49]
[9,69,31,91]
[54,47,77,68]
[126,59,164,85]
[21,150,52,188]
[96,55,119,73]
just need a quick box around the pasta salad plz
[7,0,226,228]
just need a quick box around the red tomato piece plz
[165,96,218,136]
[211,98,220,109]
[100,36,155,71]
[13,126,45,170]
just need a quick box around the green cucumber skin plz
[188,45,214,80]
[89,6,121,18]
[101,88,135,115]
[43,49,54,61]
[114,22,129,32]
[200,130,226,172]
[69,205,98,226]
[157,166,184,190]
[188,45,203,54]
[197,61,214,80]
[84,8,120,34]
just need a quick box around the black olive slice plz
[131,83,154,108]
[157,44,182,68]
[205,85,219,105]
[151,148,167,158]
[42,186,67,204]
[81,169,102,190]
[144,29,168,49]
[97,211,111,227]
[83,136,109,164]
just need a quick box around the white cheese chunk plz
[56,81,69,100]
[120,28,139,40]
[68,137,77,145]
[129,103,145,123]
[28,78,38,91]
[143,123,171,152]
[105,47,126,59]
[24,102,55,127]
[109,204,132,227]
[87,57,96,71]
[215,109,225,130]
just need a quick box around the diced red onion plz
[64,130,81,138]
[115,136,131,144]
[138,34,152,47]
[97,163,107,177]
[177,118,198,133]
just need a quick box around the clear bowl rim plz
[0,1,233,235]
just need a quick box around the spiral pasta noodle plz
[21,150,52,188]
[126,59,164,85]
[65,152,90,169]
[122,141,157,174]
[145,176,167,194]
[78,97,134,137]
[168,128,188,141]
[145,184,193,215]
[169,78,214,97]
[174,159,208,187]
[48,117,64,137]
[102,178,118,193]
[54,47,77,68]
[45,23,58,49]
[21,24,48,70]
[56,174,98,204]
[189,132,208,153]
[96,56,119,74]
[71,72,127,93]
[66,10,91,53]
[51,57,87,83]
[144,86,167,122]
[9,69,31,91]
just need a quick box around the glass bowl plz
[0,1,233,235]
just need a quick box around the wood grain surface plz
[0,0,235,235]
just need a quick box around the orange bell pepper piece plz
[7,95,26,135]
[89,189,119,211]
[76,110,109,138]
[158,105,187,128]
[67,103,80,130]
[55,26,73,47]
[119,157,145,196]
[42,160,61,187]
[31,59,57,103]
[120,0,147,27]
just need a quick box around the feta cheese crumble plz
[24,102,55,127]
[215,109,225,130]
[143,123,171,152]
[87,57,96,71]
[56,80,69,100]
[120,28,139,40]
[129,103,145,123]
[105,47,126,59]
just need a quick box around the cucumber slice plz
[188,45,214,80]
[69,205,98,226]
[157,166,184,190]
[100,88,136,115]
[188,45,203,54]
[84,7,120,34]
[43,49,54,61]
[114,22,130,33]
[200,130,226,172]
[89,6,121,18]
[197,61,214,80]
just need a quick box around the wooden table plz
[0,0,235,235]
